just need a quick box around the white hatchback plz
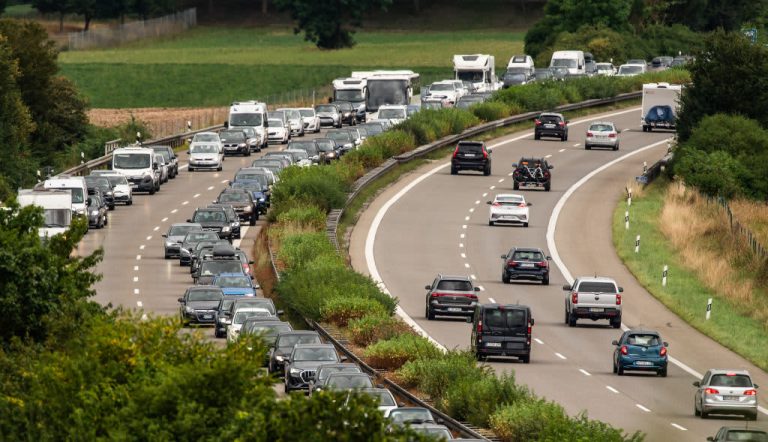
[226,307,273,343]
[585,121,619,150]
[487,194,532,227]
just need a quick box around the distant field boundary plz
[66,8,197,51]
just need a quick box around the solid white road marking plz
[558,148,566,152]
[622,128,631,132]
[555,352,567,360]
[579,369,592,376]
[488,297,496,303]
[671,423,687,431]
[534,338,544,345]
[178,164,188,170]
[636,404,651,413]
[161,217,168,222]
[606,386,619,394]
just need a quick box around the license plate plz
[636,361,652,366]
[596,136,608,140]
[520,263,534,268]
[589,307,604,312]
[486,342,501,347]
[203,315,212,319]
[463,153,475,157]
[544,124,555,128]
[131,184,138,189]
[447,307,462,312]
[722,395,739,401]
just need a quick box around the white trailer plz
[641,83,682,132]
[453,54,500,92]
[17,188,72,239]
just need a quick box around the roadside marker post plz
[627,189,632,207]
[625,211,630,230]
[706,298,712,320]
[662,265,668,287]
[635,235,640,253]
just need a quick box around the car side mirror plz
[153,163,158,170]
[562,284,572,291]
[186,150,191,155]
[546,256,552,260]
[529,318,534,326]
[548,165,554,169]
[706,438,714,442]
[277,310,284,316]
[511,163,518,168]
[486,201,492,205]
[755,384,760,388]
[397,402,405,408]
[693,381,700,387]
[501,254,507,259]
[474,287,480,291]
[611,340,619,346]
[425,285,431,290]
[186,219,192,223]
[223,121,228,128]
[178,297,184,303]
[249,260,254,264]
[618,287,624,293]
[250,275,255,280]
[162,234,167,238]
[663,342,669,347]
[284,357,290,363]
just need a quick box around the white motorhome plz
[641,83,682,132]
[332,77,367,113]
[506,54,535,77]
[364,71,420,115]
[453,54,500,92]
[42,175,88,218]
[549,50,586,76]
[111,146,160,194]
[227,101,268,149]
[17,188,72,239]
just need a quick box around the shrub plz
[396,351,485,398]
[489,399,569,442]
[277,232,337,269]
[319,296,387,327]
[275,205,326,232]
[269,166,348,219]
[348,312,411,346]
[495,84,564,111]
[440,373,529,427]
[674,147,748,199]
[470,101,512,122]
[363,334,441,370]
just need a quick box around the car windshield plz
[287,150,309,160]
[506,67,528,75]
[230,113,263,126]
[335,90,364,102]
[102,175,129,186]
[724,430,768,441]
[334,102,352,111]
[200,261,242,276]
[192,210,226,223]
[596,64,613,71]
[218,192,249,203]
[327,375,372,388]
[430,83,453,92]
[619,65,643,75]
[246,323,292,336]
[457,71,484,82]
[577,282,617,293]
[235,173,269,185]
[191,144,219,153]
[234,310,270,324]
[193,134,219,143]
[234,300,275,314]
[459,143,483,154]
[278,334,321,347]
[379,109,406,119]
[85,177,110,188]
[188,290,222,302]
[153,149,171,161]
[315,105,336,113]
[293,347,337,361]
[184,232,219,243]
[418,427,451,438]
[551,58,577,68]
[512,251,544,261]
[710,374,753,388]
[365,391,395,406]
[626,334,660,346]
[315,140,335,151]
[268,119,283,127]
[485,309,527,328]
[216,276,250,288]
[220,131,246,142]
[114,153,150,169]
[318,366,360,381]
[589,124,614,132]
[169,225,201,236]
[436,280,473,291]
[298,109,315,117]
[390,409,433,423]
[328,132,351,142]
[496,197,524,205]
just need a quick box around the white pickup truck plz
[563,276,623,328]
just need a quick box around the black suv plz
[470,303,534,363]
[268,330,322,375]
[219,129,251,157]
[425,274,479,320]
[284,343,343,392]
[534,112,568,141]
[501,247,551,285]
[177,285,223,326]
[207,203,242,239]
[188,207,233,242]
[512,157,554,191]
[450,141,491,176]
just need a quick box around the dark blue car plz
[212,272,256,296]
[612,330,668,377]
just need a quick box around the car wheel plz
[611,316,622,329]
[613,144,619,151]
[149,186,155,195]
[647,126,653,132]
[450,167,458,175]
[617,365,624,375]
[564,309,569,324]
[104,215,108,226]
[488,220,495,226]
[659,368,667,377]
[520,354,530,364]
[502,273,510,284]
[109,204,115,211]
[700,406,708,419]
[534,132,540,140]
[513,181,519,190]
[568,312,577,327]
[246,150,251,157]
[188,166,194,171]
[542,276,549,285]
[475,353,485,362]
[127,199,133,206]
[483,166,491,176]
[250,213,257,226]
[748,412,758,421]
[612,361,618,373]
[523,222,529,227]
[426,305,435,320]
[217,165,223,171]
[694,403,701,417]
[544,182,551,191]
[585,144,591,150]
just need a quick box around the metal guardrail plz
[61,124,225,176]
[329,90,643,249]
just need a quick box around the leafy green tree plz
[0,0,6,15]
[274,0,392,49]
[31,0,71,32]
[0,35,35,189]
[674,148,747,198]
[676,30,768,141]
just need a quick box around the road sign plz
[635,175,648,184]
[743,28,758,43]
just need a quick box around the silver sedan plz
[585,121,619,150]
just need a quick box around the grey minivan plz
[470,303,533,363]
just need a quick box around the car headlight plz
[106,191,113,196]
[185,306,195,313]
[76,208,86,215]
[327,152,336,158]
[218,317,230,324]
[258,197,265,202]
[180,248,189,256]
[233,221,240,227]
[290,368,301,375]
[243,206,252,212]
[275,355,284,362]
[165,241,175,247]
[221,226,231,233]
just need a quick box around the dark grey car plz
[284,343,342,392]
[162,222,203,259]
[268,330,322,376]
[425,274,479,320]
[501,247,551,285]
[178,285,224,326]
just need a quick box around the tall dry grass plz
[660,182,768,323]
[731,199,768,248]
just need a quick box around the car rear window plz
[589,124,614,132]
[539,115,562,124]
[710,374,753,388]
[725,430,768,441]
[436,280,473,291]
[458,143,483,154]
[279,334,321,347]
[512,251,544,261]
[626,334,660,346]
[200,261,242,276]
[577,282,617,293]
[484,309,527,328]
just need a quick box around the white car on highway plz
[377,105,408,126]
[426,80,462,105]
[298,107,321,133]
[188,143,223,172]
[226,307,274,343]
[487,194,532,227]
[267,118,289,144]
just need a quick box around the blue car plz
[612,329,668,377]
[212,272,257,296]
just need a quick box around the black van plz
[469,304,533,363]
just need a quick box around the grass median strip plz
[613,178,768,370]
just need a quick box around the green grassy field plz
[2,4,36,17]
[58,27,525,108]
[613,179,768,371]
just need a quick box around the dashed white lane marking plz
[221,179,228,184]
[462,225,467,229]
[133,288,139,295]
[533,338,544,345]
[460,233,465,239]
[459,243,464,248]
[182,201,189,205]
[161,217,168,222]
[671,423,687,431]
[146,236,152,240]
[139,245,145,250]
[636,404,651,413]
[606,386,619,394]
[464,216,470,221]
[482,192,488,197]
[579,369,592,377]
[478,286,485,291]
[193,193,200,198]
[474,200,480,204]
[133,266,139,271]
[136,255,141,261]
[470,274,477,280]
[153,226,159,231]
[171,209,178,213]
[507,172,514,176]
[207,186,214,190]
[545,154,552,158]
[469,208,475,213]
[488,297,496,303]
[461,253,467,258]
[622,128,630,132]
[136,301,143,308]
[573,143,581,147]
[489,185,495,190]
[133,276,138,282]
[464,263,470,268]
[555,352,567,360]
[498,178,504,183]
[558,148,566,152]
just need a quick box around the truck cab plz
[332,77,367,121]
[563,276,623,328]
[550,50,586,76]
[111,146,160,194]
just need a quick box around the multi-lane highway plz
[350,107,768,441]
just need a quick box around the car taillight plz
[660,347,667,357]
[468,294,478,301]
[431,292,445,298]
[620,345,628,355]
[744,389,757,396]
[616,294,622,305]
[704,388,719,395]
[543,170,550,178]
[558,121,565,126]
[518,203,526,208]
[507,260,517,267]
[453,146,459,158]
[534,119,542,126]
[586,132,594,137]
[571,292,578,304]
[536,261,548,268]
[483,149,488,159]
[609,133,616,138]
[492,202,501,207]
[527,323,532,335]
[476,320,483,334]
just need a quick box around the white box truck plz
[641,83,682,132]
[17,188,72,239]
[227,101,268,149]
[550,50,585,76]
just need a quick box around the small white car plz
[226,307,273,344]
[616,63,646,77]
[154,153,169,184]
[377,105,408,126]
[188,143,223,172]
[595,63,615,76]
[426,81,461,104]
[276,108,305,137]
[298,107,321,133]
[585,121,619,150]
[267,118,289,144]
[91,172,133,205]
[487,194,532,227]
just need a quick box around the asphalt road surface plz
[350,107,768,441]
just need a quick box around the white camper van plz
[549,50,586,76]
[332,77,367,113]
[507,54,535,76]
[111,146,161,194]
[641,83,682,132]
[18,188,72,239]
[453,54,499,93]
[228,101,268,149]
[42,175,88,219]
